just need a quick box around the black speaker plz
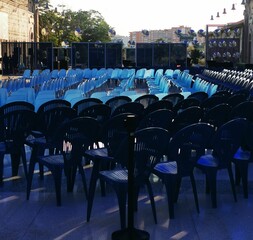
[28,48,33,55]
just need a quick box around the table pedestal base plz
[112,228,150,240]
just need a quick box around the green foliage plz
[38,2,112,46]
[190,49,201,64]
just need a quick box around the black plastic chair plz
[226,93,249,108]
[142,99,173,116]
[230,101,253,122]
[137,109,175,131]
[0,109,37,183]
[197,118,248,208]
[202,103,232,129]
[78,103,112,125]
[187,91,208,103]
[162,93,184,107]
[26,107,77,190]
[200,95,228,111]
[173,98,200,113]
[134,94,159,109]
[85,113,140,223]
[171,106,203,134]
[0,101,35,180]
[105,96,132,113]
[26,117,100,206]
[36,99,71,115]
[99,127,170,229]
[111,102,144,117]
[233,119,252,198]
[153,123,215,219]
[0,101,35,114]
[72,98,103,116]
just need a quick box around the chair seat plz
[233,147,251,161]
[197,154,219,167]
[0,142,5,152]
[26,136,47,146]
[85,147,114,161]
[39,154,64,167]
[154,161,177,174]
[100,169,128,183]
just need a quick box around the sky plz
[49,0,245,36]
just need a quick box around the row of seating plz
[0,87,253,229]
[197,68,253,94]
[0,89,251,177]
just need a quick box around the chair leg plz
[87,160,100,222]
[51,167,63,206]
[174,177,182,203]
[134,186,139,212]
[237,161,249,199]
[98,179,106,196]
[39,163,44,179]
[26,149,37,200]
[37,146,46,179]
[190,173,200,213]
[10,151,21,176]
[78,163,88,199]
[146,181,157,224]
[234,163,241,186]
[114,185,127,229]
[64,159,76,193]
[163,175,176,219]
[0,152,4,185]
[205,168,218,208]
[227,165,237,202]
[205,174,210,194]
[21,145,28,181]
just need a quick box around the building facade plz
[0,0,35,51]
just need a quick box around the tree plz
[38,1,112,46]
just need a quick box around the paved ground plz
[0,151,253,240]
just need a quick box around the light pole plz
[34,0,39,42]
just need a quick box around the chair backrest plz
[51,116,100,153]
[202,103,232,129]
[200,95,228,111]
[36,106,77,141]
[14,87,36,104]
[162,93,184,107]
[105,96,132,113]
[137,109,175,131]
[36,99,71,115]
[78,104,111,124]
[212,90,232,98]
[187,91,208,103]
[0,109,36,142]
[168,122,216,175]
[230,100,253,122]
[63,89,83,102]
[72,98,103,116]
[115,127,171,181]
[0,88,8,107]
[50,69,59,79]
[172,106,203,134]
[58,69,67,78]
[134,94,159,109]
[36,90,56,99]
[22,69,31,79]
[0,101,35,115]
[174,98,200,113]
[143,99,173,116]
[135,68,146,80]
[111,102,144,117]
[211,118,249,167]
[99,113,137,156]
